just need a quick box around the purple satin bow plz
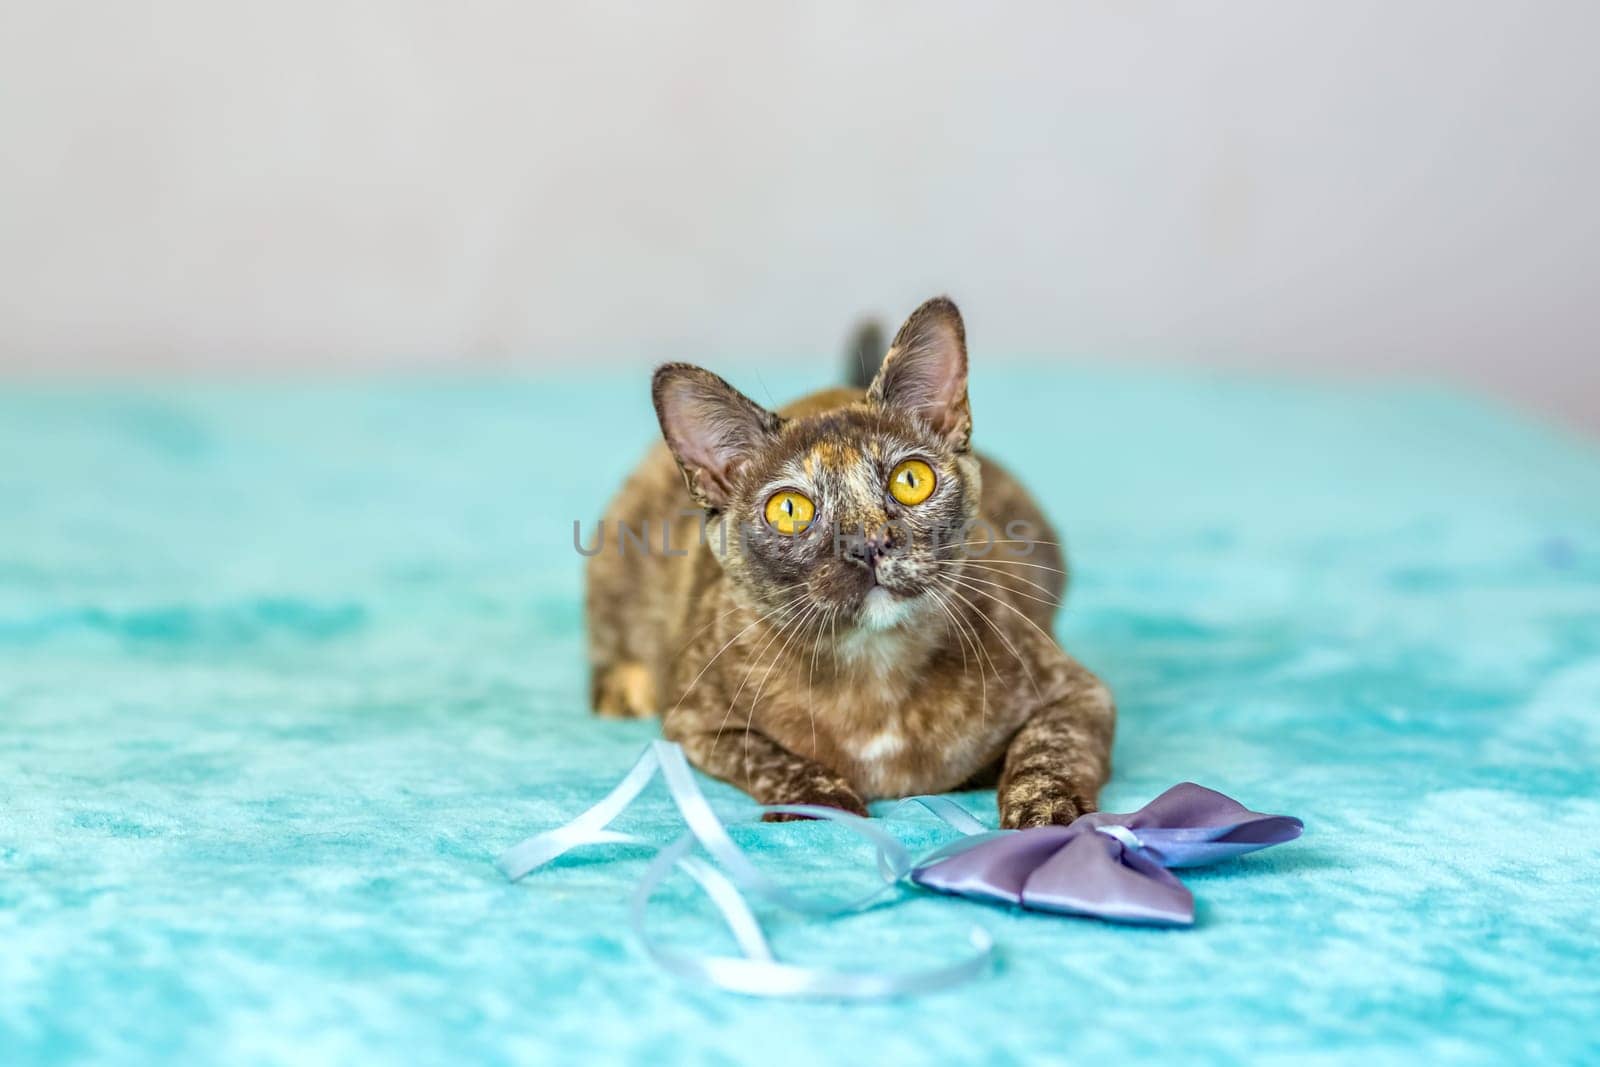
[909,783,1303,926]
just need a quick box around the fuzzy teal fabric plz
[3,370,1598,1065]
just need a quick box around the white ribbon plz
[498,740,997,999]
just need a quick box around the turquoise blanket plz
[3,370,1597,1064]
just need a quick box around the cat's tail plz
[845,318,886,390]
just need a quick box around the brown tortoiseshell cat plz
[585,297,1115,827]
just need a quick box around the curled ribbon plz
[497,740,997,999]
[498,743,1303,996]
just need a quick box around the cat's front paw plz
[591,662,657,719]
[761,778,869,822]
[999,774,1097,829]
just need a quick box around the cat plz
[584,297,1115,828]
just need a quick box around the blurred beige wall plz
[2,1,1597,431]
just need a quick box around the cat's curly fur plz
[585,297,1115,827]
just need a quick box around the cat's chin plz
[855,586,916,632]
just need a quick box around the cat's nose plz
[843,529,890,571]
[845,538,880,570]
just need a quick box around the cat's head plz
[652,297,981,633]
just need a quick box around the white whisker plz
[948,586,1042,703]
[929,585,989,730]
[943,568,1060,611]
[926,558,1061,602]
[944,575,1064,691]
[946,553,1067,578]
[702,595,812,756]
[739,599,820,778]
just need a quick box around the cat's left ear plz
[652,363,782,510]
[867,296,971,451]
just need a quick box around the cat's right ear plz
[867,296,971,452]
[652,364,782,510]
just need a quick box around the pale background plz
[2,1,1597,432]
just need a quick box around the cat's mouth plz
[856,585,916,630]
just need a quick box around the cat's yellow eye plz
[889,459,936,506]
[764,490,815,534]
